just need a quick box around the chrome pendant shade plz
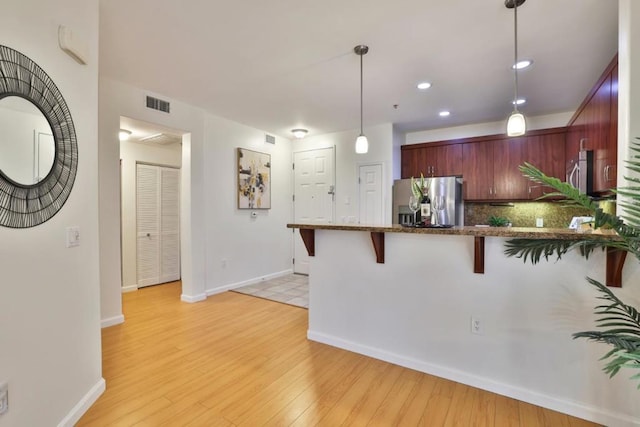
[354,44,369,153]
[506,0,526,137]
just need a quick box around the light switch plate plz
[536,218,544,228]
[66,226,80,247]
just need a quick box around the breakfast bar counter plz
[288,223,638,425]
[287,223,625,287]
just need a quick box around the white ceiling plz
[100,0,619,140]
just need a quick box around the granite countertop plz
[286,223,620,241]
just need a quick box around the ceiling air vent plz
[139,133,181,145]
[146,95,170,113]
[265,134,276,144]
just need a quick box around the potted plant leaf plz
[503,138,640,386]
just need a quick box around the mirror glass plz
[0,96,55,185]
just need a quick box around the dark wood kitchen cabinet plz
[525,131,566,199]
[463,138,529,200]
[401,143,462,178]
[566,54,618,194]
[461,129,566,201]
[461,141,495,200]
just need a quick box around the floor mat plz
[232,274,308,308]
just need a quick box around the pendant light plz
[506,0,526,137]
[354,45,369,153]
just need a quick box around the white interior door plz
[293,147,335,274]
[137,164,160,287]
[160,167,181,283]
[34,132,54,183]
[358,163,383,225]
[136,164,181,287]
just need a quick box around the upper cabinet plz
[401,143,462,179]
[402,128,566,201]
[566,54,618,194]
[462,129,566,201]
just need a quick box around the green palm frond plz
[519,162,597,210]
[572,278,640,386]
[505,138,640,386]
[503,239,604,264]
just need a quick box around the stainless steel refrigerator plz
[392,176,463,226]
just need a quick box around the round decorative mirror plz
[0,96,55,185]
[0,45,78,228]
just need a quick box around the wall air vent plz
[265,134,276,144]
[146,95,170,113]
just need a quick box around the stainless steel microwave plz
[566,150,594,195]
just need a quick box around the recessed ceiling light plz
[119,129,132,141]
[291,128,308,139]
[512,98,527,105]
[439,111,451,117]
[512,60,533,70]
[417,82,432,90]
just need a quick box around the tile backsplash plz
[464,201,596,228]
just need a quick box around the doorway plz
[292,147,335,274]
[358,163,384,225]
[120,116,184,291]
[136,164,181,287]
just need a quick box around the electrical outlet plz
[536,218,544,228]
[471,317,482,335]
[0,382,8,415]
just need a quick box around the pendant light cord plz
[360,51,364,135]
[513,1,519,113]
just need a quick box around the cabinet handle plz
[489,187,493,195]
[604,165,609,182]
[579,138,587,151]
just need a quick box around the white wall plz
[99,78,295,311]
[308,231,640,426]
[405,111,573,145]
[120,140,182,291]
[0,1,103,426]
[293,123,394,224]
[202,116,293,293]
[99,77,206,316]
[618,1,640,215]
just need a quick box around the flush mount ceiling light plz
[354,44,369,154]
[439,111,451,117]
[506,0,527,137]
[512,59,533,70]
[119,129,132,141]
[291,128,308,139]
[417,82,432,90]
[512,98,526,105]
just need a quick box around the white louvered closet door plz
[160,167,181,283]
[136,164,181,287]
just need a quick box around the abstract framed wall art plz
[237,148,271,209]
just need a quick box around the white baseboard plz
[205,269,294,297]
[121,285,138,293]
[101,315,124,328]
[307,330,640,427]
[181,293,207,303]
[57,378,105,427]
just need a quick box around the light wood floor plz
[77,281,598,426]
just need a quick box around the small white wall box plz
[58,25,88,65]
